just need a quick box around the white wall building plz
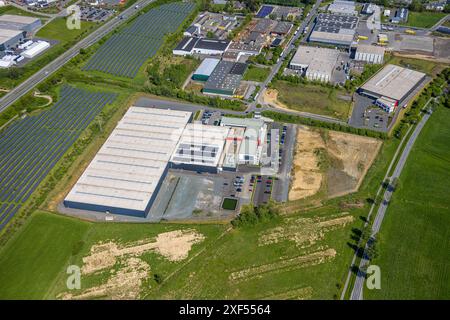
[355,44,385,64]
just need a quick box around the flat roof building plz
[64,107,192,217]
[328,0,357,15]
[173,36,230,56]
[192,58,220,81]
[170,123,229,173]
[359,64,426,106]
[354,44,385,64]
[220,117,267,166]
[203,60,244,97]
[0,14,41,33]
[309,13,358,47]
[0,28,25,51]
[290,46,339,82]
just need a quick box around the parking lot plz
[80,6,114,22]
[252,175,274,206]
[349,94,389,132]
[200,109,222,125]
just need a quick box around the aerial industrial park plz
[0,0,448,306]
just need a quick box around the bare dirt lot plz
[289,126,381,201]
[60,229,205,300]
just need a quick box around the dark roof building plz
[203,60,243,96]
[173,36,230,56]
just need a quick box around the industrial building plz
[226,42,263,59]
[354,44,385,64]
[64,107,192,217]
[361,3,375,14]
[173,36,231,56]
[0,29,25,51]
[203,60,246,97]
[220,117,267,166]
[289,46,339,82]
[327,0,357,15]
[170,123,229,173]
[391,8,408,23]
[0,14,41,33]
[21,40,50,58]
[192,58,220,81]
[309,13,358,47]
[358,64,426,112]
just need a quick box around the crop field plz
[366,106,450,299]
[83,2,195,78]
[0,86,116,232]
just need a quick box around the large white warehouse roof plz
[64,107,192,216]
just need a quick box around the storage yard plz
[0,86,117,233]
[83,2,196,77]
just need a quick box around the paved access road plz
[0,0,155,114]
[250,0,323,111]
[349,109,433,300]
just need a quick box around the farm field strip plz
[83,2,195,78]
[0,86,117,231]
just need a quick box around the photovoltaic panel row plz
[0,85,117,232]
[83,1,196,78]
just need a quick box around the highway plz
[349,107,433,300]
[0,0,155,114]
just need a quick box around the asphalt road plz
[349,109,433,300]
[0,0,155,114]
[250,0,323,111]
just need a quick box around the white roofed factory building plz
[289,45,339,82]
[170,123,229,173]
[354,44,385,64]
[358,64,426,113]
[64,107,192,217]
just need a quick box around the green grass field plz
[273,81,352,120]
[243,66,271,82]
[366,106,450,299]
[404,11,447,29]
[36,18,96,44]
[0,211,225,299]
[388,55,442,75]
[0,212,90,299]
[0,5,48,18]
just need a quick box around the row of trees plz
[231,200,280,227]
[394,67,450,138]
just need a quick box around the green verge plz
[0,211,226,299]
[403,11,447,29]
[272,81,352,121]
[365,105,450,299]
[243,65,271,82]
[0,212,90,299]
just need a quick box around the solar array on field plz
[0,86,117,232]
[83,2,196,78]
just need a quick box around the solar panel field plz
[83,1,196,78]
[0,86,117,232]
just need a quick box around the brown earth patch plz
[289,126,381,201]
[258,213,354,248]
[61,257,150,300]
[82,229,205,275]
[229,248,336,284]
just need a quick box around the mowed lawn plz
[0,212,90,299]
[366,106,450,299]
[274,81,352,120]
[404,11,447,29]
[37,18,96,45]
